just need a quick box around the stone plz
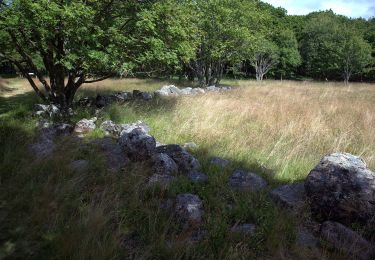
[147,174,176,188]
[230,224,257,235]
[156,144,201,173]
[77,97,95,107]
[91,137,129,172]
[132,90,143,99]
[110,91,132,102]
[34,104,61,118]
[175,193,204,228]
[95,94,115,108]
[100,120,123,137]
[206,85,220,92]
[119,121,150,136]
[305,153,375,224]
[154,89,170,97]
[119,129,156,161]
[141,92,153,101]
[180,87,193,95]
[151,153,178,176]
[186,172,208,183]
[320,221,375,260]
[69,160,89,173]
[229,169,267,191]
[269,183,306,212]
[160,85,182,95]
[210,156,230,168]
[191,88,205,95]
[296,227,320,250]
[182,142,198,151]
[74,117,97,135]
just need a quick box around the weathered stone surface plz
[147,174,176,188]
[210,156,230,168]
[74,117,97,135]
[100,120,150,138]
[191,88,205,95]
[34,104,61,117]
[320,221,375,260]
[151,153,178,176]
[30,123,74,159]
[296,227,320,250]
[180,87,193,95]
[230,224,257,235]
[186,172,208,183]
[229,169,267,191]
[141,92,153,101]
[69,160,89,173]
[119,121,150,136]
[91,137,129,172]
[175,194,203,228]
[269,183,306,212]
[100,120,123,137]
[305,153,375,224]
[206,85,221,92]
[156,144,200,173]
[119,129,156,161]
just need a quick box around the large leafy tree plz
[0,0,196,108]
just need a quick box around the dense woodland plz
[0,0,374,107]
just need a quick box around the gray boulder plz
[119,129,156,161]
[91,137,129,173]
[206,85,220,92]
[156,144,201,173]
[320,221,375,260]
[119,121,150,136]
[269,183,306,212]
[296,227,320,250]
[229,224,257,235]
[186,172,208,183]
[305,153,375,224]
[229,169,267,191]
[151,153,178,176]
[175,193,204,228]
[180,87,193,95]
[141,92,153,101]
[34,104,61,117]
[210,156,230,168]
[74,117,97,135]
[100,120,123,137]
[191,88,205,95]
[100,120,150,138]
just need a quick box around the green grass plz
[1,78,374,259]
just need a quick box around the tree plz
[0,0,196,108]
[250,38,279,81]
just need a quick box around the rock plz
[100,120,123,137]
[230,224,257,235]
[119,129,156,161]
[229,169,267,191]
[191,88,205,95]
[156,144,201,173]
[95,94,114,108]
[74,117,97,135]
[305,153,375,224]
[296,227,320,250]
[69,160,89,173]
[77,97,95,107]
[221,86,232,91]
[132,90,143,99]
[182,142,198,151]
[110,91,132,102]
[119,121,150,136]
[175,194,204,228]
[91,137,129,172]
[160,85,182,95]
[154,89,170,97]
[151,153,178,176]
[180,87,193,95]
[206,85,220,92]
[30,123,74,160]
[34,104,61,117]
[320,221,375,259]
[186,172,208,183]
[141,92,153,101]
[147,174,176,188]
[210,156,230,168]
[269,183,306,212]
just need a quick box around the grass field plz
[1,78,374,259]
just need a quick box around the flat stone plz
[320,221,375,259]
[229,169,267,191]
[269,183,306,212]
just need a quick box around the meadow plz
[1,78,374,259]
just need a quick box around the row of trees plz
[0,0,374,107]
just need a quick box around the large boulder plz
[156,144,200,173]
[305,153,375,224]
[175,193,204,228]
[151,153,178,176]
[269,183,306,212]
[119,129,156,161]
[100,120,149,138]
[229,169,267,191]
[320,221,375,259]
[74,117,97,136]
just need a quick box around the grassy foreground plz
[1,78,375,259]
